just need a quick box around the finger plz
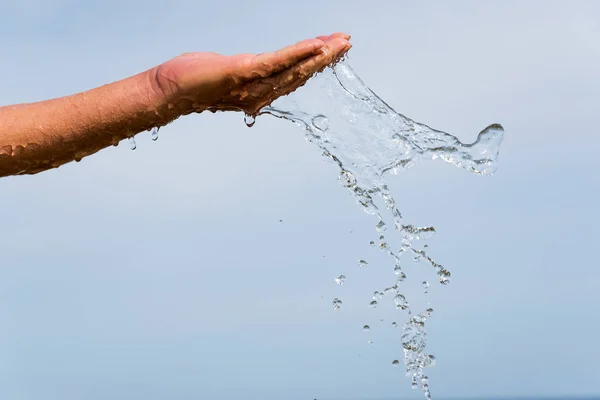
[317,33,351,41]
[243,38,326,80]
[328,32,351,40]
[241,38,350,114]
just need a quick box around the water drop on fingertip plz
[244,114,256,127]
[151,127,159,141]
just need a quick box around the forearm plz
[0,67,174,177]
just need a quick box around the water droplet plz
[411,376,418,389]
[439,268,451,285]
[392,322,398,328]
[128,137,136,150]
[376,220,387,232]
[363,325,370,331]
[369,300,378,308]
[368,340,374,345]
[279,219,283,223]
[394,294,409,310]
[392,360,400,366]
[358,260,368,268]
[372,291,381,300]
[378,241,389,250]
[369,241,375,246]
[151,126,159,141]
[335,275,346,285]
[423,281,430,293]
[244,114,256,127]
[332,298,342,311]
[311,114,329,131]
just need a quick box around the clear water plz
[257,58,504,399]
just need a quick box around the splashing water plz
[256,58,504,398]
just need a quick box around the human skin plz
[0,33,351,178]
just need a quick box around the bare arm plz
[0,68,166,176]
[0,33,351,177]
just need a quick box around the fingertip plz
[329,32,351,40]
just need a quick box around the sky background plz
[1,1,599,399]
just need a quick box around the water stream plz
[256,58,504,399]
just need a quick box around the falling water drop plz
[439,269,451,285]
[244,114,256,127]
[128,137,136,150]
[423,281,430,294]
[332,298,342,311]
[151,127,160,141]
[394,293,409,310]
[335,275,346,285]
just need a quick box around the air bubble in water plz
[335,275,346,285]
[244,114,256,127]
[311,114,329,131]
[151,127,159,141]
[128,137,136,150]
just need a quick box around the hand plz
[151,33,351,117]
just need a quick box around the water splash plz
[258,59,504,398]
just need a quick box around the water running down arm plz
[0,33,351,178]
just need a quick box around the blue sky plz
[1,1,599,399]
